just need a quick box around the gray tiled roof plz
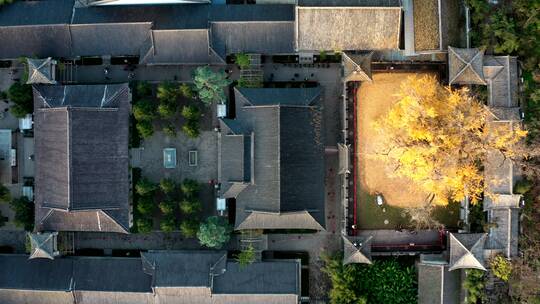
[70,23,152,57]
[0,25,72,59]
[448,233,487,271]
[417,263,460,304]
[72,4,294,29]
[213,261,300,295]
[142,251,226,288]
[448,47,486,85]
[342,235,372,265]
[0,0,74,26]
[0,3,294,60]
[26,58,57,85]
[298,0,400,5]
[28,232,57,260]
[34,84,130,233]
[486,208,519,258]
[141,29,212,65]
[342,51,373,82]
[220,87,325,230]
[296,6,402,51]
[484,56,519,108]
[0,254,152,292]
[0,252,300,304]
[210,21,294,59]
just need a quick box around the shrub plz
[514,179,533,194]
[160,215,176,232]
[0,183,11,202]
[180,179,200,197]
[322,254,415,304]
[159,178,176,194]
[490,255,512,282]
[157,103,176,119]
[9,196,34,231]
[7,82,33,118]
[136,81,152,97]
[182,119,200,138]
[197,216,232,249]
[133,99,156,121]
[319,50,328,62]
[159,201,175,215]
[181,105,201,121]
[193,66,231,105]
[136,120,154,139]
[180,219,199,238]
[180,198,202,215]
[157,82,180,103]
[136,218,153,233]
[463,269,486,304]
[235,244,256,268]
[235,53,250,69]
[163,123,176,137]
[137,196,155,216]
[135,178,157,196]
[179,83,193,99]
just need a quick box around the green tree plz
[160,215,176,232]
[490,255,512,282]
[0,183,11,202]
[7,82,33,118]
[235,53,250,69]
[179,198,202,215]
[137,196,155,216]
[157,82,179,103]
[9,196,34,231]
[487,11,520,54]
[136,120,154,139]
[159,200,175,215]
[179,83,194,99]
[133,99,156,121]
[135,177,157,196]
[180,219,199,238]
[180,179,200,197]
[157,103,176,119]
[0,0,15,6]
[322,254,416,304]
[235,244,256,268]
[163,123,176,137]
[463,269,487,304]
[182,120,200,138]
[181,105,201,121]
[193,66,231,105]
[136,81,152,98]
[197,216,232,249]
[514,179,533,194]
[136,218,153,233]
[159,178,176,194]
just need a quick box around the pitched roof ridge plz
[277,105,281,208]
[67,107,73,209]
[100,209,130,234]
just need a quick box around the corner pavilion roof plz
[448,47,486,85]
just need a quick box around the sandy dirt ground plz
[356,72,434,208]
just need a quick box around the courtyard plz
[354,72,460,230]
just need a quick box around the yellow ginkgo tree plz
[373,75,527,205]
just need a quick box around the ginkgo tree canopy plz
[373,75,527,205]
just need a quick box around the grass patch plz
[356,187,409,230]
